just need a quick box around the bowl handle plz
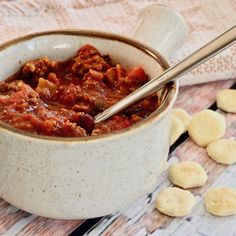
[131,4,188,59]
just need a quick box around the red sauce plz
[0,44,160,137]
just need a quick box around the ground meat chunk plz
[71,44,111,76]
[36,78,58,101]
[22,57,58,87]
[57,84,82,106]
[22,57,58,77]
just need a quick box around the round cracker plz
[173,108,191,132]
[170,115,184,145]
[204,188,236,216]
[207,139,236,165]
[168,161,207,189]
[216,89,236,113]
[188,110,226,147]
[156,187,195,217]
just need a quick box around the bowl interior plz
[0,31,165,82]
[0,31,176,140]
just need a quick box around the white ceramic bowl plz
[0,5,187,219]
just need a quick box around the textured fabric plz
[0,0,235,86]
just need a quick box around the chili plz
[0,44,160,137]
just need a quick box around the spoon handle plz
[95,25,236,123]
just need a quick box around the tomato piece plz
[127,67,149,86]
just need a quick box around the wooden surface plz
[0,79,235,236]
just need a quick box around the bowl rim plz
[0,29,177,142]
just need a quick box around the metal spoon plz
[95,25,236,123]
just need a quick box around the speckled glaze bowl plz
[0,5,187,219]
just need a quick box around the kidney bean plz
[79,114,95,134]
